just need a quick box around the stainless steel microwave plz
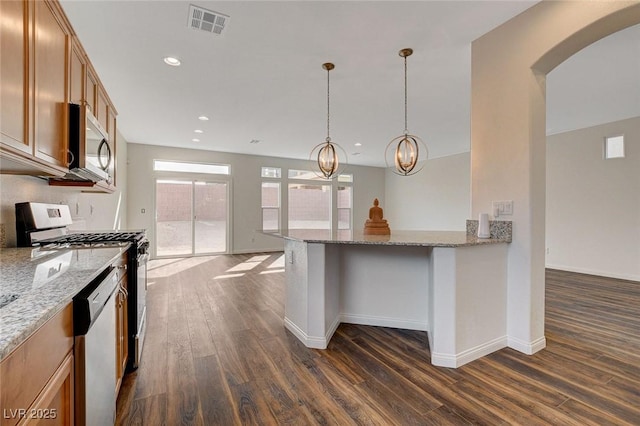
[68,103,112,182]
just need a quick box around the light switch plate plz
[492,200,513,216]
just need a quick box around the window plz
[261,167,281,178]
[288,169,327,181]
[288,184,331,230]
[261,182,280,231]
[604,135,625,159]
[337,186,352,230]
[288,169,353,183]
[154,160,230,175]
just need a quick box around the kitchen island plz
[276,225,511,368]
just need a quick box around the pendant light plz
[385,48,427,176]
[310,62,346,179]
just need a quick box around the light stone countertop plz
[269,229,511,247]
[0,246,127,361]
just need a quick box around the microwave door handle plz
[97,139,112,171]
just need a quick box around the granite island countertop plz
[268,229,511,247]
[0,246,127,361]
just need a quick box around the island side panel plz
[455,244,508,360]
[431,244,508,368]
[284,240,340,349]
[339,245,430,331]
[324,244,341,343]
[430,247,458,367]
[284,239,310,343]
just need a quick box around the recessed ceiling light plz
[163,56,181,66]
[192,138,200,142]
[194,129,203,134]
[198,116,209,121]
[354,143,362,147]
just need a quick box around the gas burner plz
[36,230,147,248]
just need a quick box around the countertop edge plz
[280,236,510,247]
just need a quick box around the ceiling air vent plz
[188,4,229,35]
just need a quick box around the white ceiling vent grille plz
[188,5,229,35]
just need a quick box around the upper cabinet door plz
[96,85,109,131]
[86,65,98,114]
[69,38,85,106]
[33,0,70,168]
[0,0,30,154]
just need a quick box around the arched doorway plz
[470,2,640,354]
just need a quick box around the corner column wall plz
[471,1,640,353]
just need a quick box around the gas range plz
[15,202,149,371]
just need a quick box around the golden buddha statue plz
[364,198,390,235]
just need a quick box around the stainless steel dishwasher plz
[74,266,118,426]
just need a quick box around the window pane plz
[154,160,230,175]
[261,167,281,178]
[338,208,351,230]
[605,135,625,159]
[262,208,279,231]
[156,180,192,257]
[288,184,331,229]
[337,186,351,209]
[288,169,328,181]
[338,174,353,183]
[194,182,227,254]
[261,182,280,208]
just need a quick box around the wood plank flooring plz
[116,255,640,425]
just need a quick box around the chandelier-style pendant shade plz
[385,48,427,176]
[317,139,338,177]
[310,62,346,179]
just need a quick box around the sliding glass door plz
[155,179,228,257]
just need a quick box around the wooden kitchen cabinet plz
[27,353,74,426]
[0,0,30,155]
[0,0,70,176]
[96,86,109,132]
[85,65,98,115]
[1,0,118,191]
[69,39,85,106]
[0,304,74,426]
[115,260,129,396]
[32,0,71,169]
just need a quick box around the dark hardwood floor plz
[116,254,640,425]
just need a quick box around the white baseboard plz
[232,248,283,255]
[284,317,327,349]
[431,336,507,368]
[283,316,340,350]
[545,263,639,282]
[340,313,428,331]
[508,335,546,355]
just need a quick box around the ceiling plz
[59,1,639,168]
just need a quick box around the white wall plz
[384,153,470,231]
[471,2,640,353]
[0,131,128,247]
[126,143,385,256]
[546,116,640,281]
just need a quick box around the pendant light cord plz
[404,54,408,135]
[327,68,331,142]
